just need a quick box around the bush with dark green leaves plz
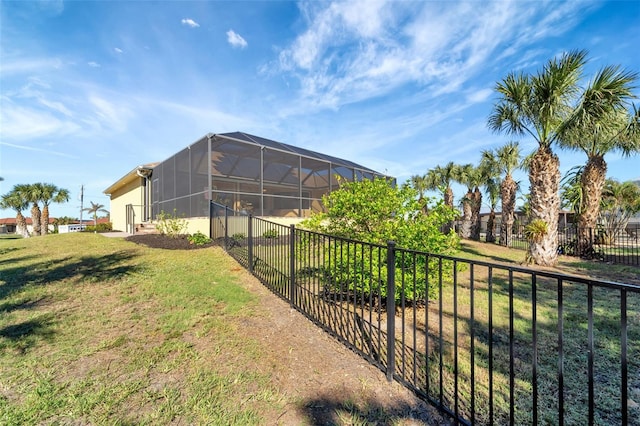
[188,231,212,246]
[300,177,459,302]
[262,228,279,239]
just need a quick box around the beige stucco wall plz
[183,217,211,235]
[108,178,144,232]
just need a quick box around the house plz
[104,132,390,234]
[0,217,56,234]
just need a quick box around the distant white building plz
[58,224,87,233]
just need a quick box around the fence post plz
[248,215,254,274]
[224,207,229,251]
[290,224,296,307]
[386,240,396,382]
[209,202,213,239]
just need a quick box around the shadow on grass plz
[0,296,49,314]
[0,314,55,354]
[0,250,141,300]
[300,394,444,425]
[459,241,525,265]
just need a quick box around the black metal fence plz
[211,202,640,425]
[490,223,640,266]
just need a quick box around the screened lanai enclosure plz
[150,132,389,219]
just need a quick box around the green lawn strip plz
[0,233,285,424]
[430,241,640,424]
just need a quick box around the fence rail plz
[211,202,640,425]
[489,223,640,266]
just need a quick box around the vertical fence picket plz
[532,273,538,426]
[621,289,628,425]
[509,269,515,426]
[386,240,396,382]
[290,224,295,307]
[557,278,564,426]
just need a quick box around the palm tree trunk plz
[486,209,496,243]
[444,186,455,233]
[577,155,607,257]
[470,188,482,241]
[31,203,42,236]
[460,191,473,238]
[17,211,30,238]
[500,175,517,247]
[41,205,50,235]
[528,146,560,266]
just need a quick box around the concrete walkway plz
[100,232,132,238]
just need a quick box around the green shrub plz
[231,233,246,241]
[84,222,113,233]
[188,231,212,246]
[524,219,548,243]
[299,177,460,303]
[262,228,278,239]
[156,210,188,238]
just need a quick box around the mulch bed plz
[125,234,217,250]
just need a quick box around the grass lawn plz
[2,232,637,425]
[0,233,281,425]
[424,240,640,425]
[1,233,446,426]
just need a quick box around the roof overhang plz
[103,163,158,196]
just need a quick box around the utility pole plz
[79,184,84,228]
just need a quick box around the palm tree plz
[560,166,585,221]
[410,174,429,213]
[557,65,639,255]
[83,202,109,229]
[599,179,640,243]
[489,50,588,266]
[479,150,503,243]
[0,185,30,238]
[454,164,483,239]
[425,161,459,232]
[39,183,71,235]
[484,175,501,244]
[492,141,522,247]
[24,183,44,236]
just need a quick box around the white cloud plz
[88,61,100,67]
[274,1,587,111]
[0,141,80,159]
[0,97,81,141]
[226,30,248,49]
[0,58,63,75]
[114,47,123,54]
[466,88,493,105]
[181,18,200,28]
[88,95,131,132]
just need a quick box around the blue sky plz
[1,0,639,220]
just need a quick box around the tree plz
[557,64,639,255]
[425,161,459,232]
[0,185,31,238]
[39,183,71,235]
[479,150,502,243]
[410,174,429,213]
[53,216,77,233]
[489,50,588,266]
[454,164,483,240]
[492,141,522,247]
[301,177,459,301]
[598,179,640,244]
[560,166,585,221]
[83,202,109,228]
[24,183,44,236]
